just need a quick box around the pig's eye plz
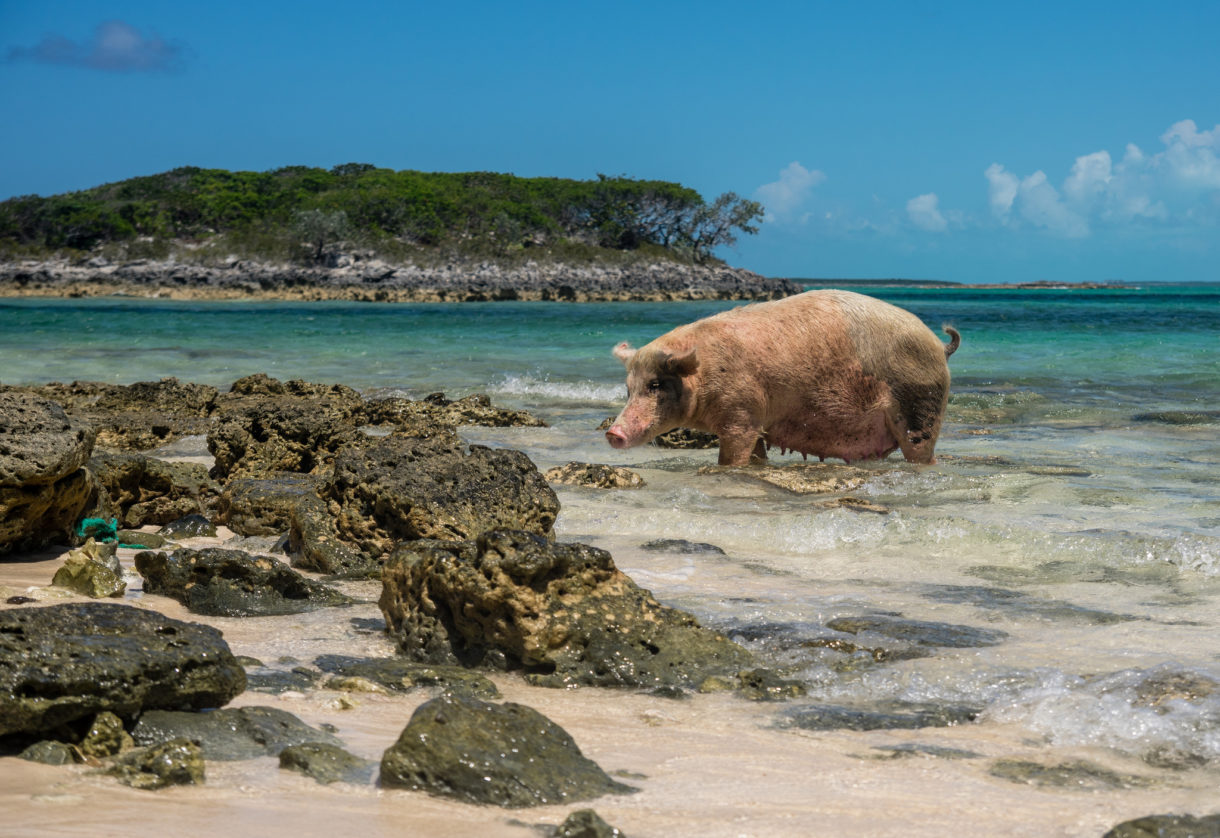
[646,379,662,393]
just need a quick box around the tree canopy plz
[0,165,764,264]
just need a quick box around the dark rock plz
[825,615,1008,648]
[640,538,725,555]
[19,740,80,765]
[544,462,645,489]
[132,706,341,760]
[324,435,559,559]
[287,493,377,577]
[279,742,376,785]
[33,378,218,452]
[653,427,718,449]
[80,710,134,757]
[922,583,1139,625]
[108,737,205,789]
[988,758,1153,790]
[1132,410,1220,426]
[87,452,218,528]
[157,513,217,538]
[117,529,166,548]
[243,666,324,694]
[379,692,635,807]
[0,603,245,738]
[135,547,354,616]
[871,743,983,760]
[0,392,96,556]
[779,702,981,731]
[364,392,547,431]
[51,538,126,597]
[1103,814,1220,838]
[217,475,319,536]
[314,653,500,699]
[379,530,755,690]
[554,809,627,837]
[728,668,807,702]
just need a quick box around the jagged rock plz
[79,710,134,757]
[379,529,755,690]
[87,452,218,528]
[216,475,319,536]
[287,493,377,577]
[279,742,376,785]
[314,653,500,699]
[0,392,96,556]
[1103,814,1220,838]
[325,435,559,560]
[135,547,354,616]
[51,538,126,598]
[132,706,341,760]
[157,513,216,538]
[379,692,635,807]
[0,603,246,737]
[545,462,645,489]
[364,392,547,430]
[108,737,205,789]
[554,809,627,838]
[207,393,364,480]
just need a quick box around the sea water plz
[1,284,1218,835]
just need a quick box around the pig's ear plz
[665,347,699,376]
[612,342,637,366]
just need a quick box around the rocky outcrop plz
[0,257,799,303]
[379,692,635,806]
[0,602,246,739]
[379,529,756,690]
[208,395,364,481]
[364,392,547,431]
[135,547,354,616]
[216,475,319,536]
[544,462,645,489]
[88,451,218,527]
[0,392,96,555]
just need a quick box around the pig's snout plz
[605,426,630,449]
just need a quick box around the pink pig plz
[605,289,960,466]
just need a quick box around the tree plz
[680,192,765,262]
[292,209,348,263]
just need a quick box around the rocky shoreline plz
[0,257,800,302]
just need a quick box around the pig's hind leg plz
[884,386,946,464]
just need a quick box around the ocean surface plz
[2,284,1219,836]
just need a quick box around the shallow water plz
[2,285,1218,835]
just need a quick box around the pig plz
[605,289,960,466]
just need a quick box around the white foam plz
[491,374,622,403]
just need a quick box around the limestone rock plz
[379,529,755,690]
[135,547,353,616]
[216,475,319,536]
[87,452,218,528]
[287,493,377,577]
[51,538,126,598]
[700,462,871,494]
[0,602,246,737]
[545,462,645,489]
[379,692,634,807]
[108,737,205,789]
[314,653,500,699]
[364,391,546,430]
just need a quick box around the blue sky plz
[2,1,1219,283]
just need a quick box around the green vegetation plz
[0,165,764,267]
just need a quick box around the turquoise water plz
[3,284,1220,787]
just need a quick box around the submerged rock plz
[135,547,354,616]
[699,462,871,494]
[545,462,645,489]
[314,653,500,699]
[380,529,755,690]
[988,758,1153,790]
[108,737,205,790]
[0,392,96,556]
[379,692,635,807]
[1103,814,1220,838]
[325,435,559,559]
[0,603,245,738]
[279,742,376,785]
[825,615,1008,649]
[132,706,341,760]
[778,702,981,731]
[243,665,325,694]
[639,538,726,555]
[87,452,218,528]
[51,538,126,598]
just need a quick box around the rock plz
[87,452,218,528]
[700,462,872,494]
[988,758,1152,790]
[216,475,319,536]
[825,615,1008,649]
[364,392,547,430]
[287,493,377,577]
[51,538,126,598]
[314,653,500,699]
[817,497,890,514]
[0,603,246,738]
[108,737,205,789]
[1103,814,1220,838]
[639,538,725,555]
[545,462,645,489]
[1131,410,1220,426]
[116,529,165,548]
[32,378,217,451]
[80,710,134,757]
[379,692,635,807]
[324,435,559,560]
[554,809,627,838]
[135,547,354,616]
[19,740,80,765]
[380,529,755,690]
[729,668,807,702]
[132,706,341,760]
[778,702,981,731]
[157,513,217,538]
[243,665,324,694]
[0,392,96,556]
[653,427,718,449]
[279,742,376,785]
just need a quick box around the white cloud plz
[906,193,948,232]
[754,162,826,221]
[5,20,184,73]
[985,163,1019,220]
